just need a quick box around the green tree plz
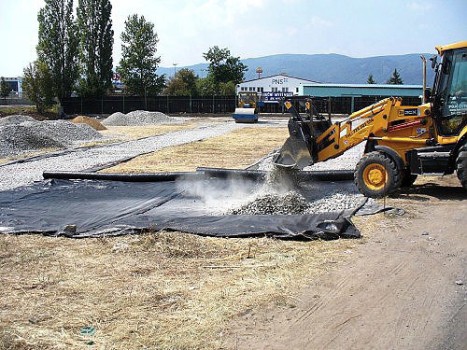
[118,14,165,98]
[76,0,114,97]
[202,46,247,94]
[196,76,216,96]
[37,0,79,103]
[386,68,404,85]
[218,81,236,95]
[0,77,11,98]
[164,68,198,96]
[367,74,376,84]
[22,61,55,114]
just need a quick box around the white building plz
[236,74,319,102]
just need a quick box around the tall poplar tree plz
[76,0,114,97]
[118,14,165,97]
[37,0,78,103]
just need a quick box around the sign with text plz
[262,92,293,101]
[271,77,289,85]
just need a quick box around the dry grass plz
[0,232,357,349]
[100,124,194,141]
[101,126,289,173]
[99,117,228,142]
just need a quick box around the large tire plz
[355,151,401,198]
[456,143,467,190]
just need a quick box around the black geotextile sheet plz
[0,172,362,240]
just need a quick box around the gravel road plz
[0,122,248,191]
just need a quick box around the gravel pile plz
[0,115,36,125]
[103,110,174,126]
[71,115,107,131]
[0,120,102,157]
[228,188,364,215]
[229,191,310,215]
[306,192,365,214]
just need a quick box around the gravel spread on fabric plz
[0,114,367,215]
[0,122,248,191]
[229,191,311,215]
[227,187,364,215]
[102,110,177,126]
[226,163,365,215]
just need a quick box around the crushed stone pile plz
[228,188,365,215]
[229,191,311,215]
[0,115,36,125]
[0,119,102,157]
[306,192,364,214]
[102,110,174,126]
[72,115,107,131]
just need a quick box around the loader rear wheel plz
[355,151,401,198]
[456,143,467,190]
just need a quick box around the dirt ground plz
[227,175,466,350]
[1,115,466,349]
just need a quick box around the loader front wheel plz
[456,143,467,190]
[355,151,401,198]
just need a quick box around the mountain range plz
[157,53,436,85]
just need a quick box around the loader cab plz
[432,42,467,136]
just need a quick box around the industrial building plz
[299,83,423,112]
[237,74,423,114]
[236,74,319,101]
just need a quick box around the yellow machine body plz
[274,41,467,197]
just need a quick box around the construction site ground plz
[228,175,466,350]
[0,113,465,349]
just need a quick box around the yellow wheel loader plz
[273,41,467,197]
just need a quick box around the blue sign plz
[263,92,293,101]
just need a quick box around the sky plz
[0,0,466,77]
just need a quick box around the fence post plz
[101,97,104,115]
[122,95,125,113]
[80,97,83,115]
[166,95,169,114]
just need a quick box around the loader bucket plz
[273,119,314,169]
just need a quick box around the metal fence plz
[60,94,422,116]
[61,95,237,115]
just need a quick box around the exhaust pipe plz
[420,55,427,104]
